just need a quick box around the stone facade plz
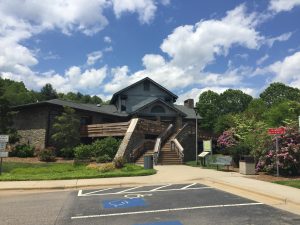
[18,129,46,149]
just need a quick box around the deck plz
[80,121,130,137]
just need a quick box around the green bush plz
[93,137,121,158]
[38,148,56,162]
[10,145,35,158]
[74,144,94,160]
[114,156,126,169]
[96,154,112,163]
[228,143,251,167]
[60,147,74,159]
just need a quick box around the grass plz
[273,180,300,189]
[0,162,156,181]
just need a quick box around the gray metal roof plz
[174,105,202,119]
[13,99,129,117]
[131,97,158,112]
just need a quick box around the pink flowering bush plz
[217,128,239,149]
[256,126,300,175]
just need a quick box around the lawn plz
[0,162,156,181]
[274,180,300,189]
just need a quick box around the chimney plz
[184,99,194,109]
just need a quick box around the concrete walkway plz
[1,165,300,215]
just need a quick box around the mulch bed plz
[2,157,74,164]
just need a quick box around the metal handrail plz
[153,124,174,164]
[170,123,190,161]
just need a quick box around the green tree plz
[40,83,58,100]
[263,101,300,127]
[260,82,300,107]
[219,89,253,114]
[51,107,80,156]
[196,90,220,131]
[245,99,268,121]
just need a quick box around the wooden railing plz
[171,123,191,162]
[80,121,130,137]
[153,124,174,164]
[130,140,155,163]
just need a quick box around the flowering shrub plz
[256,126,300,175]
[217,128,239,149]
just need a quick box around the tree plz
[51,107,80,157]
[263,101,300,127]
[245,98,268,121]
[260,82,300,107]
[219,89,253,114]
[40,83,58,100]
[196,90,220,131]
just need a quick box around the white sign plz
[0,152,8,157]
[0,135,9,143]
[198,151,210,158]
[203,140,212,152]
[0,143,6,151]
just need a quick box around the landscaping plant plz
[38,147,56,162]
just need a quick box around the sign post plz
[268,128,285,177]
[0,135,9,175]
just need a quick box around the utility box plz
[144,155,153,169]
[239,156,255,175]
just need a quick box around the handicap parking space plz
[55,183,300,225]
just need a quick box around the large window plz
[151,105,165,113]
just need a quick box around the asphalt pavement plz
[50,183,300,225]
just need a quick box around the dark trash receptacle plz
[144,155,153,169]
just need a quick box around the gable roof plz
[130,98,187,116]
[174,104,202,119]
[12,99,129,117]
[110,77,178,104]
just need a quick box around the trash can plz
[239,155,255,175]
[144,155,153,169]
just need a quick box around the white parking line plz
[117,186,142,194]
[150,184,173,191]
[71,202,264,219]
[78,186,212,197]
[181,183,197,189]
[78,188,114,196]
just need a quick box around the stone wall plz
[17,129,46,149]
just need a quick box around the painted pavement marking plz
[103,198,147,209]
[71,202,264,219]
[124,193,153,199]
[180,183,197,189]
[78,187,114,196]
[149,184,173,191]
[117,186,143,194]
[78,186,213,197]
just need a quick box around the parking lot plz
[54,183,300,225]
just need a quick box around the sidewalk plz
[1,165,300,215]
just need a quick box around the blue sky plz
[1,0,300,103]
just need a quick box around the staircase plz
[135,149,154,165]
[158,141,182,165]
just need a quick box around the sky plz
[1,0,300,104]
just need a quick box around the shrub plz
[60,147,74,159]
[228,143,251,167]
[38,147,56,162]
[256,125,300,175]
[74,144,94,160]
[113,156,126,169]
[93,137,121,158]
[98,162,115,172]
[96,154,112,163]
[10,144,35,158]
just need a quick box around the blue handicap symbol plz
[133,221,183,225]
[103,198,147,209]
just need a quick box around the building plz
[12,77,201,164]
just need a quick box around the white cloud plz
[111,0,157,24]
[86,51,103,66]
[104,36,112,43]
[256,54,269,65]
[266,32,292,47]
[269,0,300,13]
[106,5,263,94]
[255,51,300,88]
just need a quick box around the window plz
[80,116,92,125]
[144,80,150,91]
[151,105,165,113]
